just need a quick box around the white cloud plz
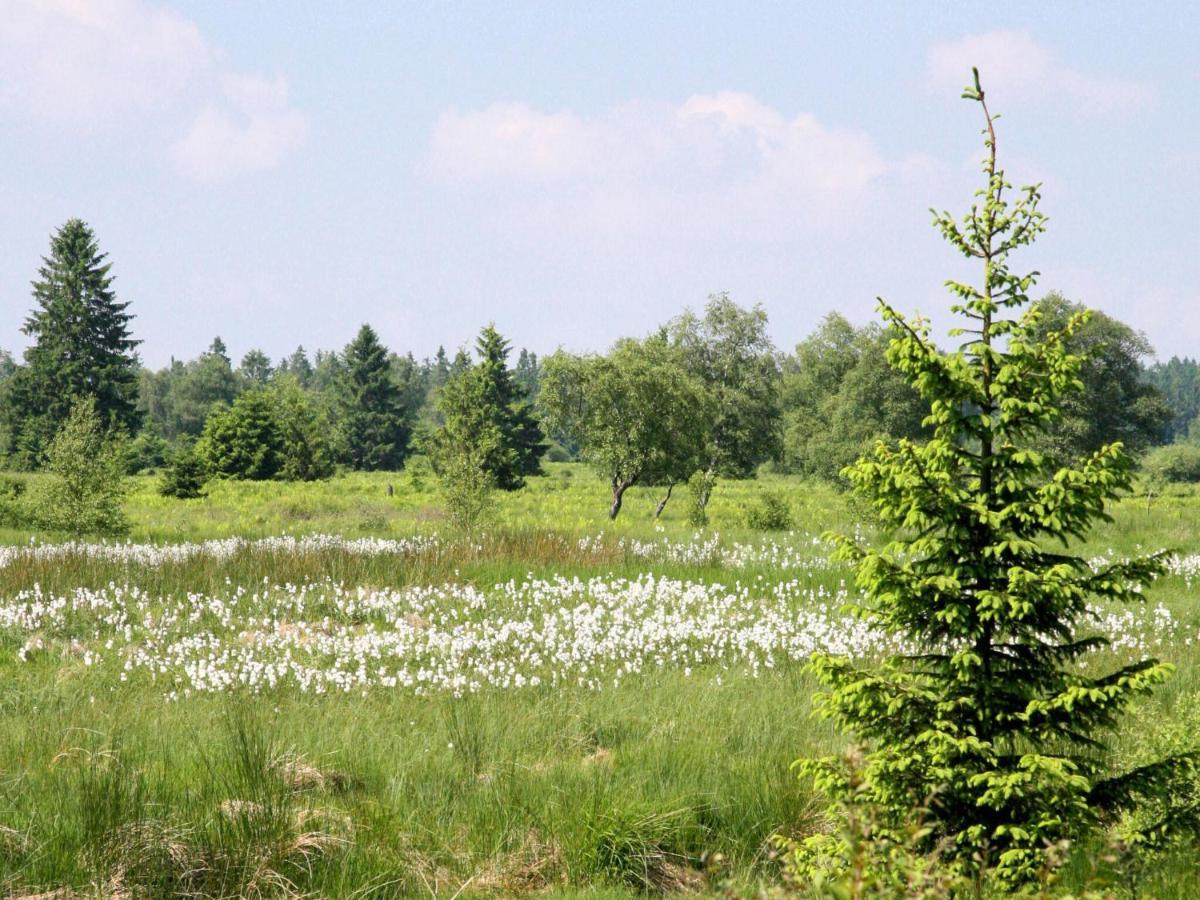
[0,0,306,179]
[926,30,1153,117]
[428,92,925,241]
[171,75,307,180]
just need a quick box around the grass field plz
[2,463,1200,897]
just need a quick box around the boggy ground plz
[2,464,1200,897]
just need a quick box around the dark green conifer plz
[8,219,140,463]
[336,324,412,471]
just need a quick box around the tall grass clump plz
[797,69,1197,890]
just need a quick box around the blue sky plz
[2,1,1197,368]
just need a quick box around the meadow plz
[2,463,1200,897]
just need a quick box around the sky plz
[1,1,1198,369]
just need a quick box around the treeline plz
[1,219,1197,524]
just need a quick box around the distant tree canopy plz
[1027,293,1171,462]
[667,293,782,480]
[780,312,928,482]
[1143,355,1200,443]
[430,325,547,492]
[0,221,1190,495]
[541,336,710,519]
[5,219,141,465]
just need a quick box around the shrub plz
[744,490,793,530]
[686,470,711,527]
[159,444,208,499]
[197,391,283,481]
[125,425,169,474]
[0,474,27,527]
[26,397,128,535]
[1142,444,1200,484]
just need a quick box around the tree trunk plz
[609,476,636,520]
[653,482,675,519]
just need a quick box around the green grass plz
[1,463,1199,896]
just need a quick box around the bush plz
[125,425,168,474]
[686,470,712,527]
[744,490,793,530]
[0,474,27,527]
[25,398,128,535]
[1142,444,1200,484]
[197,391,284,481]
[159,445,208,499]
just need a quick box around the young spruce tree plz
[801,70,1192,887]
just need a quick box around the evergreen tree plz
[336,324,412,471]
[273,378,336,482]
[196,389,284,480]
[800,71,1192,887]
[514,348,540,401]
[7,219,140,463]
[430,346,452,390]
[278,346,313,387]
[473,324,547,490]
[238,349,274,386]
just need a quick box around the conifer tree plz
[473,325,547,490]
[336,324,412,471]
[7,219,140,463]
[800,70,1193,887]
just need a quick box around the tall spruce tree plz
[474,324,546,490]
[8,219,140,463]
[800,70,1193,887]
[336,324,412,471]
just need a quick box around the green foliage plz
[744,490,793,531]
[197,390,284,481]
[336,324,414,471]
[1143,356,1200,443]
[668,293,781,479]
[5,220,141,465]
[0,474,27,527]
[782,313,928,484]
[800,71,1193,888]
[471,324,547,490]
[26,397,129,535]
[273,378,336,482]
[1028,293,1171,463]
[125,424,168,474]
[686,469,712,527]
[138,338,241,442]
[429,365,501,532]
[540,337,711,520]
[159,443,208,499]
[1142,444,1200,485]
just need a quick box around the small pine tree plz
[337,325,412,471]
[196,390,284,480]
[473,325,547,490]
[27,397,128,535]
[274,379,336,482]
[800,70,1193,887]
[159,443,208,499]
